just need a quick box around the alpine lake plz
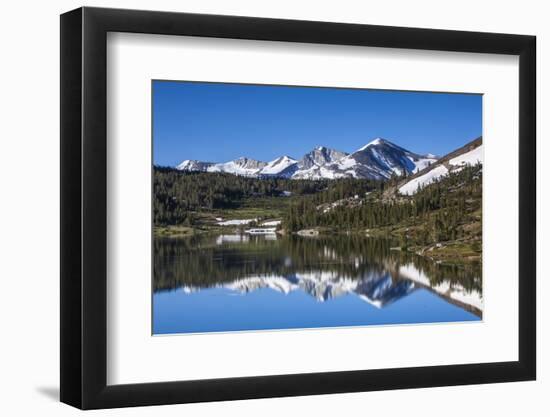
[153,231,482,335]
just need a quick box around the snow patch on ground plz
[217,218,257,226]
[261,220,282,226]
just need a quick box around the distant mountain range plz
[175,138,438,180]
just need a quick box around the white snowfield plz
[175,160,195,170]
[260,220,282,226]
[449,145,483,167]
[358,137,383,150]
[410,157,436,173]
[292,165,345,180]
[216,218,257,226]
[336,158,357,170]
[260,156,297,175]
[207,161,260,176]
[398,144,483,196]
[398,165,449,196]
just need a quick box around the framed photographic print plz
[60,6,536,409]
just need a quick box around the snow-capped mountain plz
[298,146,349,170]
[398,137,482,195]
[294,138,437,180]
[259,155,298,177]
[175,159,215,172]
[207,156,267,176]
[176,157,267,177]
[175,138,438,180]
[287,146,348,180]
[333,138,437,179]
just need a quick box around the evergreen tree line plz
[284,163,482,245]
[154,168,335,225]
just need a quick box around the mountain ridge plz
[175,138,438,181]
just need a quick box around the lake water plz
[153,234,482,335]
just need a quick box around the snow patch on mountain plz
[336,157,357,170]
[449,145,483,167]
[176,160,196,170]
[409,157,436,173]
[398,142,483,195]
[357,137,384,151]
[206,157,266,176]
[398,165,449,195]
[292,164,352,180]
[176,159,213,171]
[260,156,298,175]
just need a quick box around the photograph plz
[152,80,483,335]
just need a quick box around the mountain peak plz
[259,155,298,177]
[297,146,348,171]
[357,138,392,151]
[176,159,214,171]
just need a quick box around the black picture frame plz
[60,6,536,410]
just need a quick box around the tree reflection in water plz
[154,234,482,318]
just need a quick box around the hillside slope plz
[395,137,482,196]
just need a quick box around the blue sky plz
[153,80,482,167]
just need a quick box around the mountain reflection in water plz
[153,234,482,334]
